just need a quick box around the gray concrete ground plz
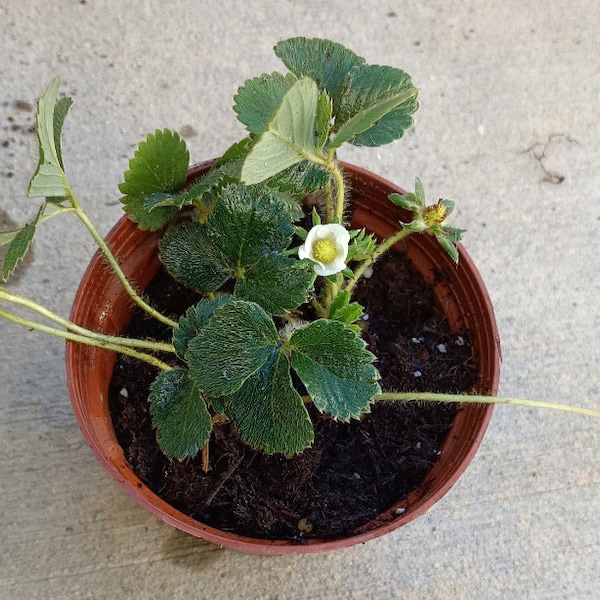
[1,1,599,598]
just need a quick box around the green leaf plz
[121,195,177,231]
[415,177,426,205]
[28,78,71,199]
[331,65,418,148]
[274,37,366,98]
[347,228,377,261]
[315,91,333,149]
[328,290,363,324]
[226,351,314,456]
[388,192,421,211]
[119,129,189,196]
[240,77,321,185]
[0,201,71,250]
[159,221,231,292]
[187,301,279,397]
[149,369,212,460]
[0,229,20,248]
[208,183,295,267]
[173,295,235,359]
[234,72,297,134]
[436,235,459,263]
[119,130,189,229]
[264,161,329,199]
[160,184,297,293]
[2,204,44,281]
[235,253,314,315]
[290,319,380,420]
[144,167,227,211]
[53,96,73,169]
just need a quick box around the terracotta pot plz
[66,161,500,554]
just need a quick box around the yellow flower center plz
[312,238,338,264]
[422,203,447,227]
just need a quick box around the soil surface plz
[109,250,477,542]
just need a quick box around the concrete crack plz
[524,133,580,185]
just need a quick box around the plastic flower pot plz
[66,160,500,554]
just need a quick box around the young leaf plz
[159,221,231,292]
[274,37,366,98]
[119,129,190,230]
[315,91,333,149]
[331,65,418,148]
[149,369,212,460]
[28,78,71,199]
[235,253,314,315]
[2,204,44,281]
[186,301,279,397]
[328,289,363,324]
[234,72,297,134]
[290,319,380,420]
[240,78,321,185]
[388,191,421,211]
[226,351,314,456]
[173,295,235,359]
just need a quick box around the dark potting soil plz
[109,250,478,542]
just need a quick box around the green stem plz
[71,204,178,329]
[375,392,600,419]
[323,160,346,223]
[345,227,412,295]
[0,307,172,371]
[0,287,175,354]
[323,181,334,224]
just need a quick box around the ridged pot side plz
[66,161,500,555]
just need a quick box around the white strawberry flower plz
[298,224,350,276]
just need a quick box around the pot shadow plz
[160,527,226,573]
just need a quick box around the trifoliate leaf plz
[290,319,380,420]
[159,221,231,292]
[234,72,298,134]
[173,295,235,359]
[235,253,314,315]
[226,351,314,456]
[274,37,366,98]
[28,78,71,199]
[186,301,279,397]
[240,78,321,185]
[119,130,189,230]
[160,184,298,296]
[149,368,212,460]
[331,65,418,148]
